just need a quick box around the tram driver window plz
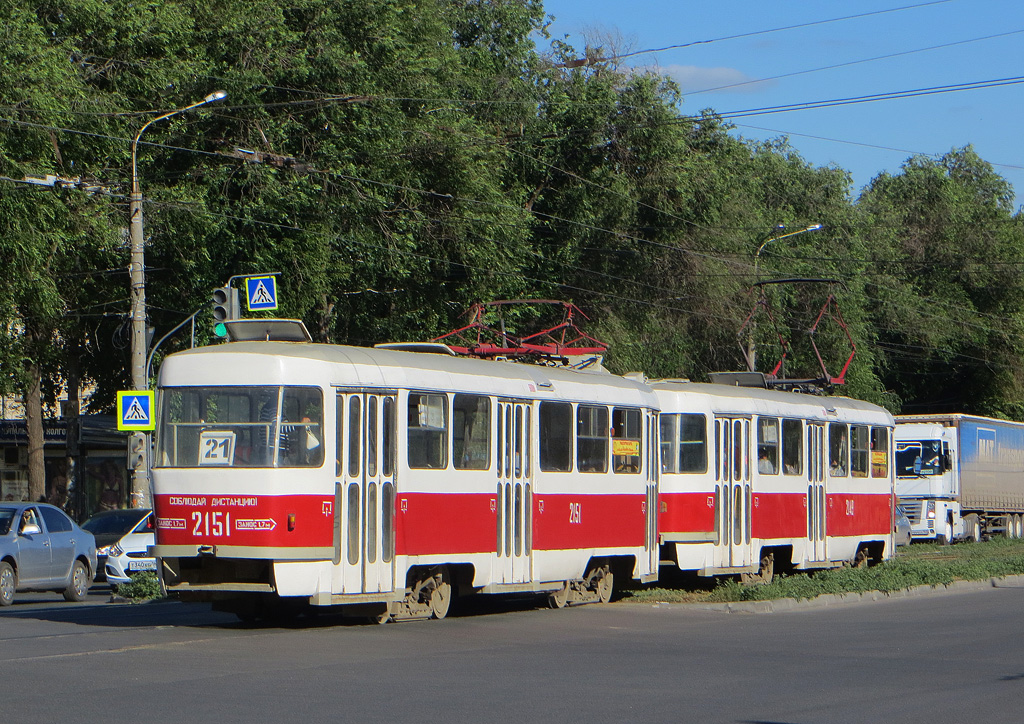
[280,388,324,467]
[829,423,848,477]
[453,394,490,470]
[757,417,779,475]
[408,393,448,469]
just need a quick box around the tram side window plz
[829,423,848,477]
[851,425,870,478]
[539,401,572,472]
[577,405,609,473]
[757,417,779,475]
[612,408,642,473]
[781,419,803,475]
[871,426,889,478]
[407,393,448,469]
[453,394,490,470]
[660,415,678,473]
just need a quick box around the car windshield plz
[82,509,150,536]
[0,507,14,536]
[895,440,943,477]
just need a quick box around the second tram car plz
[655,380,896,582]
[151,338,660,619]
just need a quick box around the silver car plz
[0,503,97,605]
[895,504,912,547]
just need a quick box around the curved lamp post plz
[746,223,823,372]
[128,90,226,507]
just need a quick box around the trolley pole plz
[746,223,822,372]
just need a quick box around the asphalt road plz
[2,583,1023,724]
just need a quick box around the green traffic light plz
[213,322,228,337]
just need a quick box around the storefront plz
[0,416,128,520]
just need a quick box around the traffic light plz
[127,432,148,472]
[212,285,240,336]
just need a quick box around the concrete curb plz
[636,573,1024,614]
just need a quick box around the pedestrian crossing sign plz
[117,391,156,431]
[245,275,278,311]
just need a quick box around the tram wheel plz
[596,570,614,604]
[547,581,570,609]
[429,571,452,620]
[741,552,775,585]
[852,549,869,569]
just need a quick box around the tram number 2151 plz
[192,511,232,537]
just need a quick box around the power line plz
[686,29,1024,95]
[551,0,954,67]
[714,76,1024,120]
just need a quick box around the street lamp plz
[128,90,226,507]
[746,223,823,372]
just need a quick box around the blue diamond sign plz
[117,391,155,431]
[245,275,278,311]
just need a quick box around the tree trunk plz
[62,341,80,517]
[25,359,45,503]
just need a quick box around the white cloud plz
[646,64,776,95]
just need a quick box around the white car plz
[83,509,156,585]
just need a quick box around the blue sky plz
[540,0,1024,205]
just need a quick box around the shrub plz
[115,571,163,601]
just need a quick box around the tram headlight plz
[926,500,936,520]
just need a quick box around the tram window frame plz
[851,424,870,478]
[407,393,448,470]
[577,405,609,473]
[612,407,642,474]
[453,394,490,470]
[757,417,779,475]
[829,422,849,477]
[871,426,889,478]
[781,418,803,475]
[539,401,572,472]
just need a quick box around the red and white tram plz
[654,380,896,582]
[151,334,660,619]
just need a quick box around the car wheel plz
[63,560,90,602]
[0,562,15,606]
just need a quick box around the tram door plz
[337,391,396,595]
[496,401,532,584]
[644,410,659,576]
[807,422,827,562]
[714,417,752,570]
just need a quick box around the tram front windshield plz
[157,386,324,468]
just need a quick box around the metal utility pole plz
[128,90,226,507]
[746,223,822,372]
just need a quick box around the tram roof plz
[158,341,658,406]
[651,379,893,424]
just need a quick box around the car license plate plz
[128,560,157,571]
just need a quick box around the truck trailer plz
[894,414,1024,543]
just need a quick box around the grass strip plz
[623,537,1024,605]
